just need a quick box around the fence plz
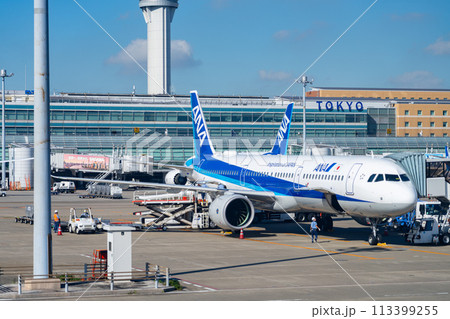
[0,262,171,294]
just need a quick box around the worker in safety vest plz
[53,210,60,233]
[310,217,321,243]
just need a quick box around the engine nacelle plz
[164,170,188,185]
[209,194,255,231]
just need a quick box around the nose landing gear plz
[368,218,384,245]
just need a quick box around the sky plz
[1,0,450,97]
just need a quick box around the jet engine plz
[209,194,255,231]
[164,170,188,185]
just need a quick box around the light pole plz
[1,69,14,190]
[299,75,313,155]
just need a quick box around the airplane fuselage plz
[190,154,417,219]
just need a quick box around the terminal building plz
[1,88,449,166]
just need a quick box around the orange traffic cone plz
[239,228,244,239]
[57,225,62,236]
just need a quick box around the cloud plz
[426,38,450,56]
[107,38,200,73]
[273,22,327,42]
[389,71,443,89]
[273,30,290,41]
[390,12,426,22]
[259,70,292,82]
[107,38,147,67]
[171,40,201,68]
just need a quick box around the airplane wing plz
[157,162,194,175]
[52,175,276,199]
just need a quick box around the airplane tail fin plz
[190,90,215,158]
[265,103,294,155]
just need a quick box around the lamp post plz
[1,69,14,190]
[299,76,313,155]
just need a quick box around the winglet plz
[191,90,215,158]
[265,102,294,155]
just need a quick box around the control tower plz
[139,0,179,95]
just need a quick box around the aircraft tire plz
[442,235,450,245]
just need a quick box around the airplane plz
[54,91,417,245]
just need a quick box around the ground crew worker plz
[53,210,60,233]
[310,217,320,243]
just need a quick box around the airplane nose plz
[393,184,417,213]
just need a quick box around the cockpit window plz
[367,174,376,182]
[385,174,400,182]
[374,174,384,182]
[400,174,410,181]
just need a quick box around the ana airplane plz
[55,91,417,245]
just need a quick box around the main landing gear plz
[368,218,383,245]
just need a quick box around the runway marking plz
[197,230,379,259]
[363,242,450,256]
[408,248,450,256]
[287,233,351,242]
[177,278,217,292]
[244,238,378,260]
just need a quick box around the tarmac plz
[1,191,450,301]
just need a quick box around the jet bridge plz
[386,152,450,201]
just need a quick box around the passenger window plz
[367,174,376,182]
[385,174,400,182]
[400,174,410,181]
[374,174,384,182]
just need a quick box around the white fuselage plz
[190,154,417,219]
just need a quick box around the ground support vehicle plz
[53,181,76,193]
[80,184,122,199]
[68,208,99,234]
[15,205,34,224]
[388,212,415,232]
[405,199,450,245]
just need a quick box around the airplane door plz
[294,166,303,190]
[345,163,362,195]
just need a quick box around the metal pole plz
[165,267,170,287]
[65,273,68,293]
[302,81,306,156]
[1,70,13,190]
[155,265,159,288]
[110,272,114,291]
[300,76,313,156]
[1,75,5,189]
[33,0,52,279]
[18,275,22,295]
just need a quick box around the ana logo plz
[276,114,290,145]
[192,104,207,146]
[313,163,336,172]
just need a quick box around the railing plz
[0,262,171,294]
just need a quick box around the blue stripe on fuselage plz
[194,157,369,203]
